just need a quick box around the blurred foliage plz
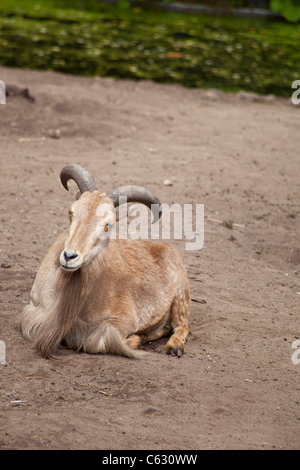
[0,0,299,96]
[116,0,268,7]
[270,0,300,22]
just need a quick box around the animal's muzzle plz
[63,250,78,262]
[60,249,81,271]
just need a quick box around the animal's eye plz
[104,223,113,232]
[68,210,74,218]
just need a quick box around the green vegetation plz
[270,0,300,23]
[0,0,299,96]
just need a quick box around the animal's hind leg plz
[125,326,171,350]
[125,334,142,350]
[142,326,171,344]
[166,291,190,357]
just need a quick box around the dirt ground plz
[0,65,299,450]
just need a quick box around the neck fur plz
[34,252,106,358]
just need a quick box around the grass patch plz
[0,0,299,96]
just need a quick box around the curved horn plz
[60,164,97,196]
[106,185,162,223]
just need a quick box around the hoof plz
[169,347,183,357]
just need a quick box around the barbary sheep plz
[20,164,190,358]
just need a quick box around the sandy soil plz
[0,65,299,450]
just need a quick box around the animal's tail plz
[106,326,148,359]
[82,322,148,359]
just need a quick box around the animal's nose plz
[63,250,78,262]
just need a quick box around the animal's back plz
[96,239,190,333]
[106,238,189,299]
